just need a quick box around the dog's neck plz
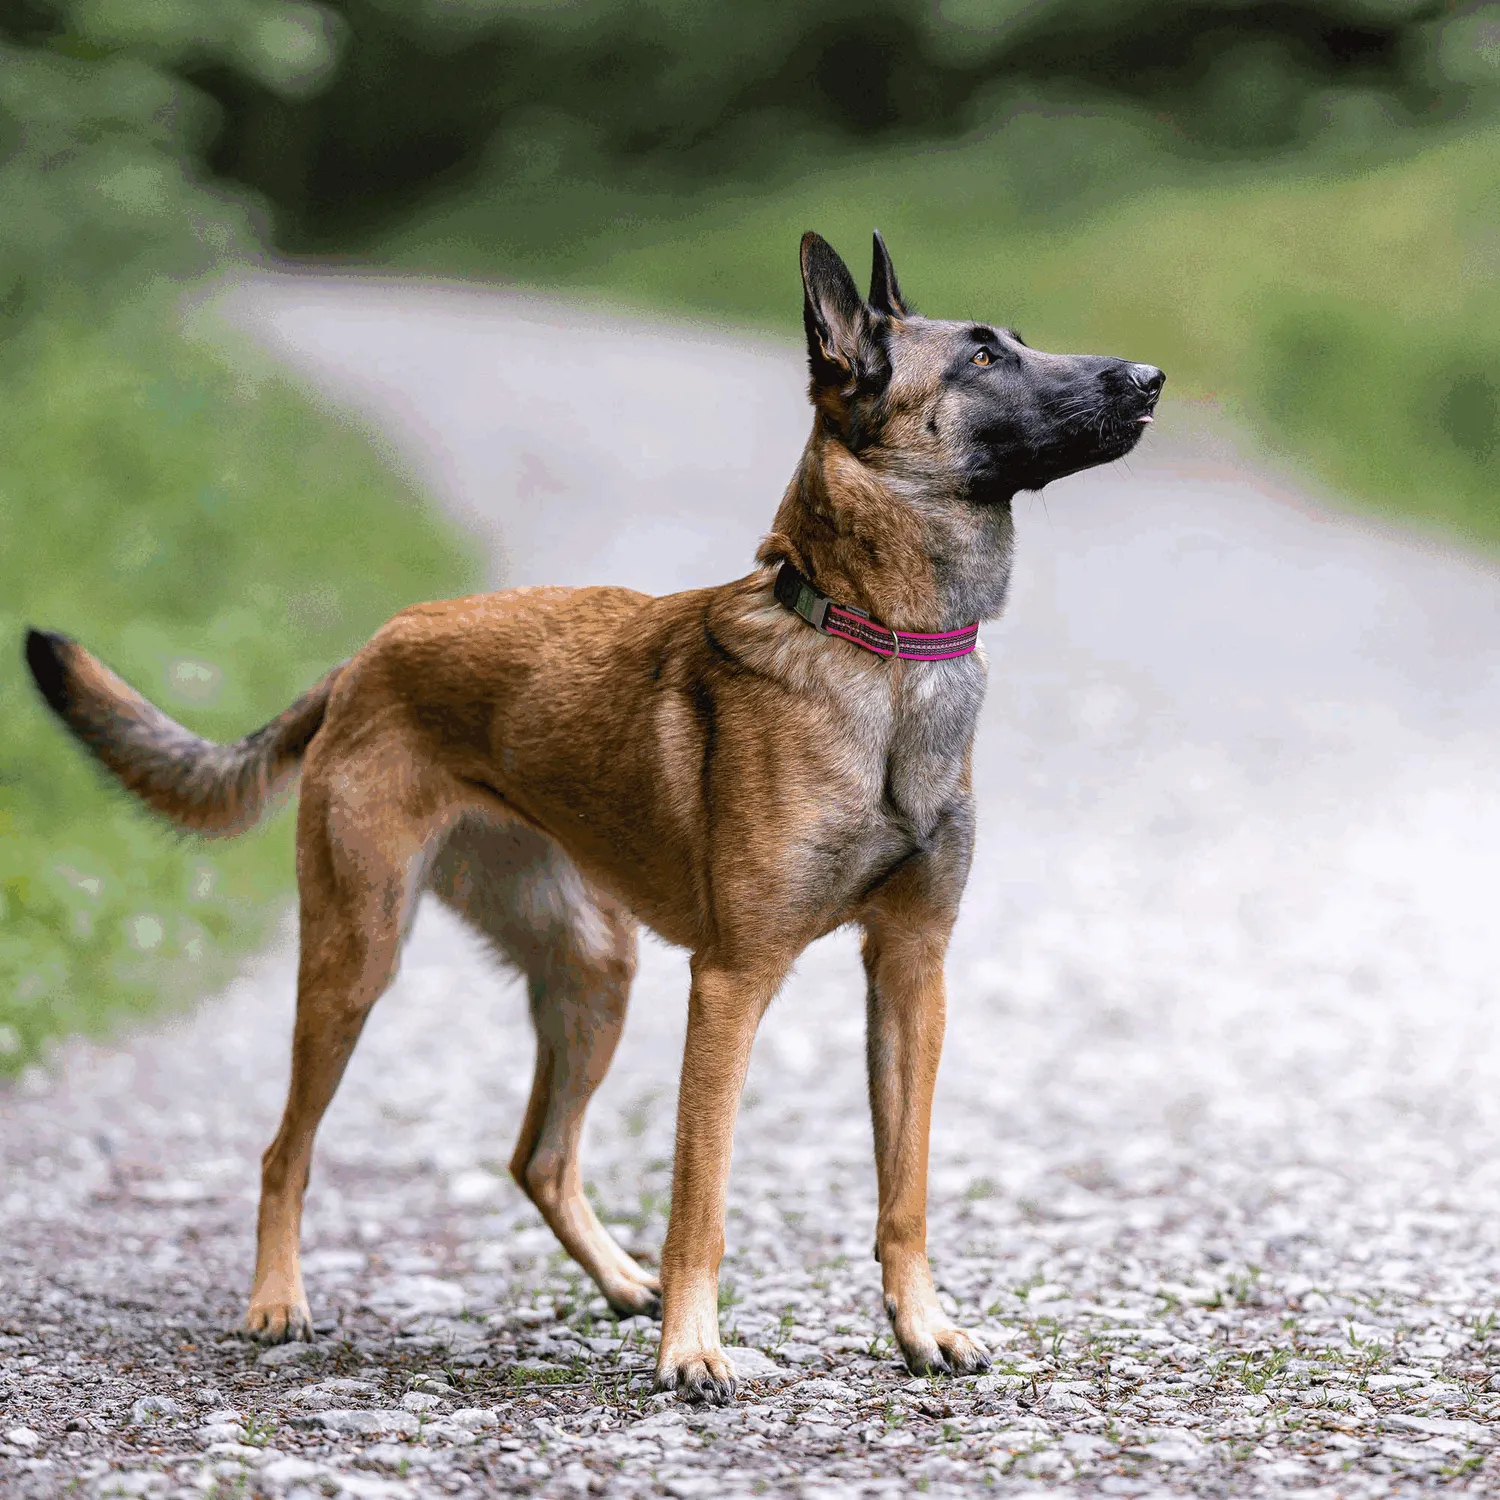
[757,419,1015,634]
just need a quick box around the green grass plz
[379,109,1500,547]
[0,307,476,1076]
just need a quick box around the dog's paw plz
[245,1298,315,1344]
[605,1277,662,1321]
[887,1298,991,1377]
[655,1346,738,1404]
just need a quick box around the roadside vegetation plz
[0,313,475,1076]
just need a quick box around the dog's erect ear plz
[868,229,909,317]
[800,231,871,388]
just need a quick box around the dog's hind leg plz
[430,819,659,1317]
[248,755,441,1343]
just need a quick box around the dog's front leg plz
[656,955,786,1402]
[863,904,991,1377]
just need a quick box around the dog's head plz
[800,231,1163,503]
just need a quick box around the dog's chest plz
[838,654,986,841]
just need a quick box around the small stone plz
[1026,1283,1069,1304]
[332,1474,417,1498]
[414,1419,478,1445]
[400,1391,444,1412]
[257,1342,327,1369]
[5,1427,39,1449]
[300,1378,381,1404]
[258,1454,325,1488]
[205,1442,262,1460]
[199,1421,248,1445]
[777,1342,824,1365]
[311,1408,419,1437]
[506,1307,553,1328]
[1134,1436,1205,1465]
[1062,1432,1111,1458]
[726,1347,787,1382]
[633,1410,689,1438]
[560,1460,598,1494]
[447,1168,503,1205]
[449,1407,500,1430]
[93,1473,162,1497]
[1385,1414,1492,1444]
[793,1378,850,1402]
[129,1394,183,1425]
[363,1443,439,1471]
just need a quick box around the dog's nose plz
[1129,364,1165,397]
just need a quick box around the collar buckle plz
[774,562,830,632]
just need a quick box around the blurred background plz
[2,0,1498,1075]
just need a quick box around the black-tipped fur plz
[23,628,341,836]
[25,628,75,720]
[868,229,909,318]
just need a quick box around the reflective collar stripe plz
[772,562,979,662]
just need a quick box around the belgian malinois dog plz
[26,232,1162,1401]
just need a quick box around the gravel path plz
[4,276,1500,1499]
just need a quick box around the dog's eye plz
[971,348,993,367]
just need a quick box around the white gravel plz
[2,276,1500,1498]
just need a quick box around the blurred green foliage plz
[0,0,338,320]
[5,0,1496,313]
[188,0,1489,243]
[0,310,476,1074]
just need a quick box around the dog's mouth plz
[1109,376,1165,444]
[1028,392,1158,480]
[1049,372,1164,455]
[1091,394,1160,451]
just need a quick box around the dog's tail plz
[23,628,343,837]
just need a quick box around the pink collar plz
[773,562,979,662]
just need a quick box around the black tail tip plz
[24,627,76,715]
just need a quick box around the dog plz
[25,231,1162,1402]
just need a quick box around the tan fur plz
[37,426,988,1394]
[29,233,1162,1399]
